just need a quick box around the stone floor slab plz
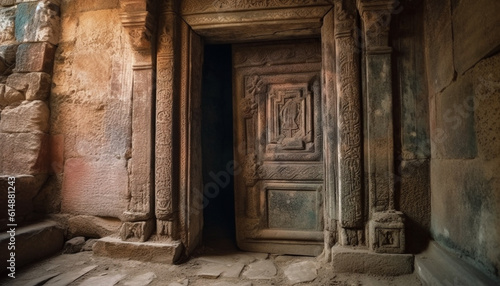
[196,263,224,278]
[242,260,277,280]
[123,272,157,286]
[284,261,318,284]
[44,265,97,286]
[221,262,245,278]
[78,273,126,286]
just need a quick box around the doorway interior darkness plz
[201,44,236,249]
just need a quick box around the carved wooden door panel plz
[232,40,324,255]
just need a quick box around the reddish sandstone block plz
[14,42,56,73]
[61,157,128,218]
[7,72,52,100]
[0,100,50,133]
[0,132,49,175]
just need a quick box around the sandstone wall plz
[424,0,500,278]
[45,0,132,223]
[0,0,60,227]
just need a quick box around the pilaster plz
[357,0,406,253]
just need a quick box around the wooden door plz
[232,40,324,256]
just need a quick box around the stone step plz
[0,220,64,275]
[415,241,500,286]
[93,236,183,264]
[331,246,414,275]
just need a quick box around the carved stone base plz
[369,211,406,254]
[119,219,154,242]
[93,236,183,264]
[331,246,413,275]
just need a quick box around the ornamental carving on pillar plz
[357,0,398,49]
[334,0,363,230]
[119,0,155,52]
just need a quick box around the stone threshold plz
[93,236,184,264]
[331,245,414,276]
[415,241,500,286]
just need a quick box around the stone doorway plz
[200,44,237,249]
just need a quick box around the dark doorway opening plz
[200,44,236,250]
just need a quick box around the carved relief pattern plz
[182,0,332,13]
[335,1,363,228]
[234,42,321,68]
[155,14,176,222]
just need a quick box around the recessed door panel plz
[233,40,324,255]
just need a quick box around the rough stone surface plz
[82,238,97,251]
[197,263,223,279]
[7,72,52,100]
[0,100,50,133]
[0,220,64,271]
[67,215,121,238]
[416,242,500,286]
[424,0,455,94]
[331,246,414,275]
[399,159,431,253]
[0,175,47,222]
[0,44,17,66]
[0,0,16,7]
[0,84,24,106]
[123,272,157,286]
[63,236,86,253]
[0,6,16,43]
[284,261,318,284]
[44,265,97,286]
[242,260,277,280]
[79,273,126,286]
[15,42,56,73]
[93,236,183,264]
[61,157,128,217]
[433,78,477,159]
[452,0,500,74]
[15,0,60,45]
[0,132,49,175]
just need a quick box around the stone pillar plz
[333,0,364,246]
[155,1,180,238]
[321,8,337,259]
[357,0,405,253]
[119,0,155,242]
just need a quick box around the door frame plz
[160,2,364,257]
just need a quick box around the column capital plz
[357,0,398,50]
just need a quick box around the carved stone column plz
[357,0,405,253]
[334,0,364,246]
[119,0,155,242]
[155,1,181,239]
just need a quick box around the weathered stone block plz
[67,215,121,238]
[433,78,477,159]
[6,72,51,100]
[0,100,50,133]
[0,132,49,175]
[61,157,128,218]
[0,174,46,221]
[15,0,60,45]
[369,211,406,254]
[0,6,16,43]
[453,0,500,74]
[61,0,120,14]
[0,44,18,66]
[120,220,154,242]
[0,84,24,106]
[0,220,64,271]
[63,236,86,254]
[15,42,56,73]
[0,0,16,7]
[424,0,454,94]
[93,236,183,264]
[331,246,414,275]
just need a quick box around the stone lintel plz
[93,236,184,264]
[331,245,413,275]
